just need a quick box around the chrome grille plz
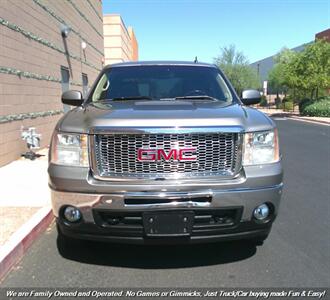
[93,133,242,179]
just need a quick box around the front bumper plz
[57,218,273,245]
[52,183,282,244]
[50,161,283,244]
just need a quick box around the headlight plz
[50,133,89,166]
[243,129,279,165]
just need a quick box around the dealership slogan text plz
[4,289,327,299]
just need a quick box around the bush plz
[275,97,282,109]
[282,96,293,104]
[298,98,313,113]
[283,101,294,111]
[301,98,330,117]
[259,96,268,107]
[318,95,330,102]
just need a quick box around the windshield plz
[91,65,233,103]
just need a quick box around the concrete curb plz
[286,115,330,125]
[264,112,330,126]
[0,206,54,281]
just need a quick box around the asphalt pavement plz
[1,119,329,288]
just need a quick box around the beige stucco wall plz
[103,14,138,65]
[128,26,139,61]
[0,0,104,166]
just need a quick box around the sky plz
[103,0,330,64]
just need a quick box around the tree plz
[214,45,260,95]
[268,48,296,97]
[293,39,330,99]
[268,40,330,100]
[268,63,284,98]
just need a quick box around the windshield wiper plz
[109,96,153,101]
[174,95,220,101]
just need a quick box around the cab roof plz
[105,61,217,69]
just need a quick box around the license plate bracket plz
[143,211,194,237]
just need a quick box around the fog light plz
[63,206,81,223]
[253,204,270,221]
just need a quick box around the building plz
[0,0,104,166]
[315,28,330,42]
[103,14,138,65]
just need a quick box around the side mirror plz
[61,90,83,106]
[241,89,261,105]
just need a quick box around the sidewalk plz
[0,148,53,280]
[257,108,330,125]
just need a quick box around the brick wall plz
[0,0,104,166]
[315,28,330,42]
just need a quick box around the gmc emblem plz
[137,148,197,162]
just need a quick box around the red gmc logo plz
[137,148,197,162]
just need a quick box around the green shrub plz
[259,96,268,107]
[282,96,293,103]
[299,98,313,113]
[301,98,330,117]
[275,97,282,109]
[283,101,294,111]
[318,95,330,102]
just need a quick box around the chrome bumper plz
[51,183,283,222]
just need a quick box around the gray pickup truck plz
[48,61,283,246]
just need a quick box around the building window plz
[82,73,89,97]
[61,66,70,112]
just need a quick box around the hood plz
[58,100,274,133]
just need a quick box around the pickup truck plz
[48,61,283,246]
